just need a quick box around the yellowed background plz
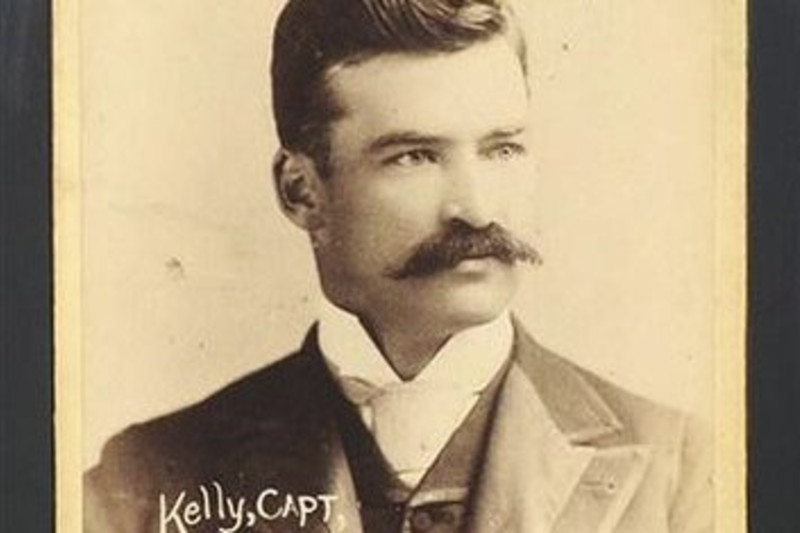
[80,0,718,468]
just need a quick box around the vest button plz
[410,509,434,531]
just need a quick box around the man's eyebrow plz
[481,126,527,142]
[366,131,447,154]
[365,126,527,154]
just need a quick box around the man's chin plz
[420,280,516,331]
[443,307,508,333]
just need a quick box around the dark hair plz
[271,0,526,173]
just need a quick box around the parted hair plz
[271,0,526,171]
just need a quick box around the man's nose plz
[439,158,497,228]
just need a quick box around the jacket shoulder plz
[577,366,692,445]
[86,349,324,493]
[514,324,707,449]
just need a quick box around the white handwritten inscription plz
[159,481,338,532]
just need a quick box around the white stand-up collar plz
[317,299,514,392]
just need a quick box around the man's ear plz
[272,149,326,231]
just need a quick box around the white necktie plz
[342,378,477,486]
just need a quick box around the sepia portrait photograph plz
[54,0,746,531]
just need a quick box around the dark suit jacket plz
[85,323,713,532]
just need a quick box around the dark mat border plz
[1,0,54,531]
[747,0,800,531]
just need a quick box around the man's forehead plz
[324,38,530,142]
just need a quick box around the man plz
[85,0,713,531]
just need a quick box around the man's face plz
[310,37,536,334]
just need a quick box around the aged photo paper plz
[55,0,746,530]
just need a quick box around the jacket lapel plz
[552,445,652,533]
[470,325,652,533]
[213,333,365,533]
[231,427,364,533]
[314,430,365,533]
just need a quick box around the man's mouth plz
[452,252,498,266]
[450,255,501,274]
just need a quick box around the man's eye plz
[487,142,527,161]
[385,149,439,167]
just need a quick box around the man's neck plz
[358,317,453,381]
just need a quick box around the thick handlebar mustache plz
[386,221,542,279]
